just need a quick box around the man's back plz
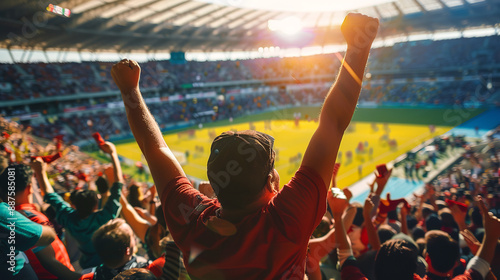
[44,182,123,268]
[162,167,326,279]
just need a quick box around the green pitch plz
[115,118,453,188]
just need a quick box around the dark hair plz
[207,130,275,210]
[406,215,418,230]
[351,203,364,227]
[0,164,33,201]
[471,207,483,227]
[378,225,396,244]
[95,176,109,194]
[425,213,442,231]
[127,184,143,209]
[113,268,157,280]
[93,218,131,268]
[312,217,331,238]
[412,226,426,241]
[425,230,460,273]
[375,239,418,280]
[70,189,98,219]
[387,210,398,221]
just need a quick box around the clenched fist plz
[111,59,141,93]
[341,13,379,50]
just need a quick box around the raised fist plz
[341,13,379,50]
[30,156,47,174]
[111,59,141,93]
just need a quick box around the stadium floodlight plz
[268,16,303,35]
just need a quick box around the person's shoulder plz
[286,166,326,190]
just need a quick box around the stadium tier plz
[1,36,499,143]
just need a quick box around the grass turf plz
[96,107,483,188]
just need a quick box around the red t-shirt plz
[16,203,75,279]
[161,167,327,279]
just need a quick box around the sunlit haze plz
[197,0,394,12]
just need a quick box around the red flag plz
[32,152,62,163]
[92,132,105,146]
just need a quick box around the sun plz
[268,16,303,35]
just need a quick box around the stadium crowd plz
[1,13,500,280]
[2,113,500,279]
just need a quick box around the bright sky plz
[197,0,394,12]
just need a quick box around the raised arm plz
[328,189,352,266]
[99,141,123,184]
[111,60,185,197]
[31,157,54,195]
[363,195,381,251]
[120,194,150,243]
[301,13,379,187]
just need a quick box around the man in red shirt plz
[111,13,379,279]
[0,163,80,280]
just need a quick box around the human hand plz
[341,13,379,50]
[363,195,375,219]
[343,187,353,203]
[477,196,500,239]
[99,141,116,155]
[449,203,467,225]
[111,59,141,93]
[374,168,392,195]
[460,229,480,255]
[30,157,47,175]
[328,188,349,217]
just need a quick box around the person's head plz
[312,216,331,238]
[412,226,426,241]
[351,202,364,227]
[70,189,98,219]
[93,218,136,269]
[0,163,33,201]
[127,184,143,208]
[375,239,418,280]
[378,224,397,244]
[471,207,483,228]
[425,230,460,274]
[112,268,157,280]
[95,176,109,195]
[207,130,276,210]
[387,210,399,221]
[425,213,442,231]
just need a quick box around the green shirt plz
[0,202,43,276]
[44,182,123,268]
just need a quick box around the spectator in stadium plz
[95,175,110,209]
[35,141,124,269]
[0,196,57,279]
[0,163,80,279]
[79,218,149,280]
[335,192,500,280]
[424,230,462,279]
[112,13,379,278]
[80,218,184,280]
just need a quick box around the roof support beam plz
[127,0,192,32]
[150,3,212,33]
[66,0,127,28]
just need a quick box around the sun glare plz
[268,16,303,35]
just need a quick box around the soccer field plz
[115,120,452,188]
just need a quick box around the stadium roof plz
[0,0,499,53]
